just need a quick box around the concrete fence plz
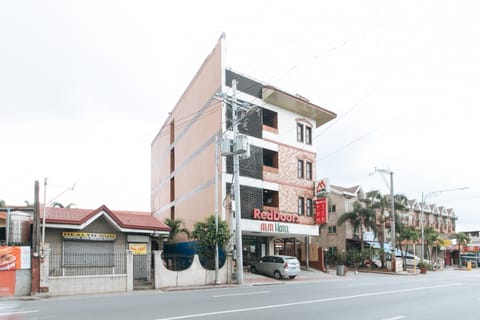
[43,250,132,296]
[153,250,233,289]
[41,249,233,296]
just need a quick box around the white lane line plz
[154,283,458,320]
[382,316,406,320]
[0,310,40,317]
[213,291,271,298]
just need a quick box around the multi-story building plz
[150,35,336,268]
[316,185,366,260]
[319,184,458,266]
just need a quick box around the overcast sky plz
[1,1,479,230]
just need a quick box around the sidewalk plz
[244,267,338,286]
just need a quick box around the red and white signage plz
[315,198,328,224]
[253,208,299,223]
[316,178,330,195]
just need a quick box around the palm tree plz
[337,201,377,256]
[367,191,408,268]
[424,226,440,261]
[164,218,190,242]
[399,226,419,269]
[456,232,471,268]
[24,200,33,208]
[51,202,76,208]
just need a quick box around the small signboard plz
[315,198,328,224]
[128,243,147,255]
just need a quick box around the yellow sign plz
[128,243,147,255]
[62,232,117,241]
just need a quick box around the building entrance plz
[242,236,268,267]
[274,238,301,257]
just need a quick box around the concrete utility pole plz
[371,168,396,271]
[232,79,244,284]
[214,134,219,284]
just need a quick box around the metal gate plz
[133,254,148,280]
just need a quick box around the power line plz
[314,83,383,140]
[316,124,386,162]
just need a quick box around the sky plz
[1,1,479,230]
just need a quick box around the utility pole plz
[232,79,244,284]
[214,134,219,284]
[371,168,396,271]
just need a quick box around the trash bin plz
[467,261,472,271]
[336,264,345,276]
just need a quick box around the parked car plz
[386,252,422,268]
[250,255,300,279]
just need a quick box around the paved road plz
[4,268,480,320]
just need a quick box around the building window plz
[305,161,312,180]
[306,198,313,216]
[298,197,305,215]
[263,149,279,169]
[328,247,337,255]
[297,123,304,143]
[305,126,312,145]
[328,204,336,213]
[297,160,304,178]
[328,226,337,234]
[263,108,278,129]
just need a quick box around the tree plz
[398,226,419,269]
[0,199,5,207]
[164,218,190,242]
[191,215,231,269]
[456,232,471,268]
[337,201,377,255]
[424,226,440,261]
[24,200,34,208]
[367,191,408,268]
[51,202,76,208]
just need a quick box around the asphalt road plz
[6,268,480,320]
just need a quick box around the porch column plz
[126,250,134,292]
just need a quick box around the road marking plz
[213,291,271,298]
[0,310,40,317]
[382,316,406,320]
[154,283,458,320]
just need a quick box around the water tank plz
[7,211,32,243]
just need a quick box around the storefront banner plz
[315,198,328,224]
[128,243,147,255]
[62,232,117,241]
[241,219,319,236]
[0,246,31,297]
[0,246,30,271]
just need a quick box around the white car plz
[250,255,301,279]
[386,252,422,268]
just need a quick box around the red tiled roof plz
[40,205,169,232]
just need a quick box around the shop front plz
[240,208,319,267]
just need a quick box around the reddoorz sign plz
[252,208,299,223]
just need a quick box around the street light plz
[420,187,468,263]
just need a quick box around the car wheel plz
[274,270,282,279]
[289,276,296,279]
[250,266,257,274]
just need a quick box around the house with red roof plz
[39,204,170,294]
